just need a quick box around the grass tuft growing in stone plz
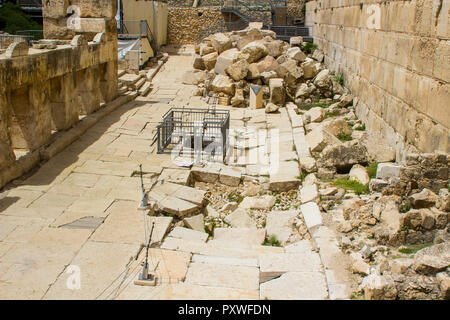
[333,178,369,195]
[263,235,281,247]
[398,243,433,255]
[337,132,353,142]
[334,74,344,86]
[303,42,318,54]
[354,123,366,131]
[227,192,244,204]
[366,162,378,179]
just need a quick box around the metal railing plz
[15,30,44,41]
[16,0,42,7]
[221,0,272,26]
[0,34,33,49]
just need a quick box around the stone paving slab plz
[43,241,139,300]
[168,227,208,243]
[213,227,266,246]
[300,202,323,230]
[192,254,259,267]
[260,272,328,300]
[265,210,298,245]
[184,262,260,290]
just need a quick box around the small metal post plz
[138,164,150,210]
[136,222,156,286]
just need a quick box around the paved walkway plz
[0,51,354,299]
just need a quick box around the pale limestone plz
[300,202,323,230]
[183,214,205,233]
[213,227,266,246]
[300,184,320,204]
[168,227,208,243]
[265,210,298,245]
[224,208,257,228]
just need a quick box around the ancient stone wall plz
[168,7,226,44]
[305,0,450,159]
[0,0,118,189]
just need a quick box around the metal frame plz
[156,107,230,158]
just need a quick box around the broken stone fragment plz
[214,48,240,75]
[311,49,324,62]
[376,162,403,181]
[269,78,285,106]
[183,214,206,233]
[413,242,450,275]
[290,36,303,47]
[319,141,368,173]
[256,55,279,73]
[436,272,450,299]
[239,41,268,63]
[239,195,276,210]
[211,32,232,54]
[313,69,332,88]
[210,74,235,96]
[305,107,326,123]
[349,164,370,185]
[286,46,306,62]
[202,51,219,71]
[361,274,398,300]
[224,208,257,228]
[199,43,215,56]
[389,258,413,274]
[306,126,341,152]
[226,59,249,81]
[409,188,439,209]
[301,58,318,79]
[300,183,319,204]
[182,70,207,85]
[265,210,298,245]
[193,55,205,70]
[265,102,279,113]
[350,252,371,275]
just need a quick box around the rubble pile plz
[184,25,346,113]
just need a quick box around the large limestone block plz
[191,165,221,183]
[184,262,260,290]
[300,184,319,204]
[314,69,332,88]
[260,272,328,300]
[376,163,403,180]
[213,227,266,246]
[202,52,219,71]
[168,227,208,243]
[301,58,318,79]
[158,168,192,186]
[211,33,232,54]
[269,78,285,106]
[224,208,257,228]
[269,161,301,192]
[319,142,368,172]
[214,48,240,75]
[264,39,284,57]
[286,47,306,62]
[361,274,398,300]
[192,55,205,70]
[226,59,249,81]
[277,58,297,77]
[210,74,235,96]
[239,195,276,210]
[349,164,370,185]
[265,210,298,245]
[199,43,215,56]
[219,166,242,186]
[182,70,207,85]
[183,214,205,233]
[305,107,326,123]
[256,55,279,73]
[360,132,396,163]
[239,41,268,63]
[300,202,323,230]
[259,252,323,282]
[322,118,352,137]
[151,182,206,206]
[306,127,341,152]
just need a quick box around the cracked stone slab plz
[259,272,328,300]
[213,227,266,246]
[300,202,323,230]
[151,182,207,206]
[265,210,298,245]
[192,254,259,267]
[259,251,323,283]
[168,227,208,243]
[224,208,257,228]
[157,168,192,185]
[184,262,260,290]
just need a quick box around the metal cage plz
[156,107,230,158]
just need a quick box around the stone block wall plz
[305,0,449,159]
[168,7,226,44]
[0,0,118,188]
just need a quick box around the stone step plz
[138,81,152,96]
[269,161,301,192]
[151,182,206,206]
[192,254,259,267]
[184,262,260,291]
[119,73,141,86]
[259,251,323,283]
[212,227,266,246]
[168,227,208,243]
[118,69,126,77]
[117,86,127,95]
[260,272,328,300]
[134,77,146,91]
[161,237,284,259]
[300,202,323,230]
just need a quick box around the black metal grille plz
[156,107,230,158]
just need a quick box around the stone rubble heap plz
[183,25,347,114]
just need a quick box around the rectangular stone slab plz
[184,262,260,290]
[213,227,266,246]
